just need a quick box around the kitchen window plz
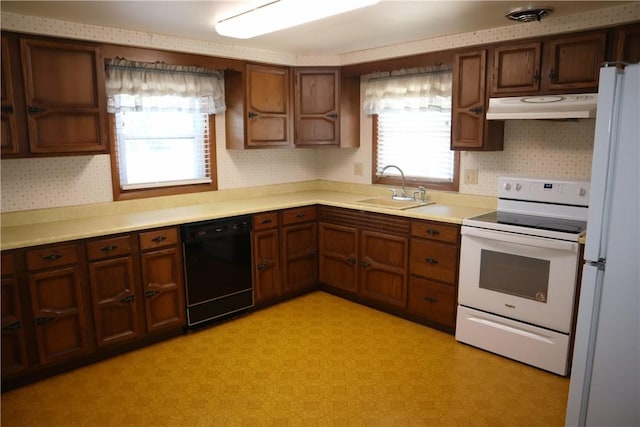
[105,59,226,200]
[364,66,459,191]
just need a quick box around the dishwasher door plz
[182,217,253,328]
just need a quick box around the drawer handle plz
[296,213,306,219]
[36,316,55,327]
[120,295,135,303]
[144,290,160,298]
[151,236,167,243]
[101,244,118,253]
[426,229,440,236]
[425,258,439,265]
[2,321,22,331]
[424,296,438,303]
[42,253,63,262]
[260,219,273,225]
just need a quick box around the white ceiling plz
[0,1,631,56]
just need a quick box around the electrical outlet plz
[353,162,363,176]
[464,169,478,185]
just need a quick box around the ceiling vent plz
[506,7,553,22]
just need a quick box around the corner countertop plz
[1,182,497,250]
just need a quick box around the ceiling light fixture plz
[215,0,380,39]
[505,6,553,23]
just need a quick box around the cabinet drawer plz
[254,212,279,231]
[408,277,456,327]
[410,239,458,284]
[26,244,78,270]
[1,252,17,275]
[282,206,317,226]
[139,227,179,251]
[411,220,459,244]
[86,235,133,261]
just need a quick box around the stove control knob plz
[578,187,587,196]
[515,183,522,191]
[503,182,512,191]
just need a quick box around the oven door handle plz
[462,226,579,253]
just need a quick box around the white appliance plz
[486,93,598,120]
[565,64,640,426]
[457,177,590,376]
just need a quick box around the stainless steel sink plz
[354,196,434,210]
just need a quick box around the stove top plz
[462,177,590,241]
[467,211,587,234]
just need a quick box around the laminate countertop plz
[1,183,497,250]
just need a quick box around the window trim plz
[108,113,218,201]
[371,114,460,192]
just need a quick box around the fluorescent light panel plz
[215,0,380,39]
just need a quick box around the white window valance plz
[105,58,226,114]
[362,66,452,114]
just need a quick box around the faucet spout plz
[381,165,408,199]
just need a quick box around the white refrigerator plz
[565,63,640,426]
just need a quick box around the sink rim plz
[354,196,433,210]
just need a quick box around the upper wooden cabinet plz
[294,68,340,147]
[225,63,292,149]
[491,31,607,96]
[451,49,504,151]
[612,23,640,64]
[225,64,359,149]
[1,36,20,156]
[1,33,108,157]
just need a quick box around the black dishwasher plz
[181,216,253,328]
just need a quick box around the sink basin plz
[354,197,434,210]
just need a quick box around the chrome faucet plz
[381,165,412,201]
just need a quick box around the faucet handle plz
[388,188,397,198]
[418,186,427,202]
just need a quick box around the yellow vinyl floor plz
[1,291,569,426]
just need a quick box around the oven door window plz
[479,250,550,303]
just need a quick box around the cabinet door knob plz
[468,105,483,115]
[28,105,47,114]
[42,253,63,262]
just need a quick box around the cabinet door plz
[613,24,640,64]
[491,42,542,95]
[1,253,29,376]
[28,266,91,365]
[245,64,291,148]
[359,230,408,308]
[319,222,358,293]
[1,36,20,156]
[140,247,186,333]
[294,68,339,146]
[282,222,318,293]
[253,229,282,303]
[20,38,107,154]
[88,257,141,347]
[451,50,504,151]
[543,32,606,92]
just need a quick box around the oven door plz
[458,226,580,333]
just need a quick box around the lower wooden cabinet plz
[1,226,186,389]
[25,243,92,366]
[318,206,410,309]
[281,206,318,294]
[407,220,461,330]
[1,253,29,377]
[252,212,282,304]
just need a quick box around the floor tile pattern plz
[1,292,569,426]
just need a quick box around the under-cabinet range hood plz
[486,93,598,120]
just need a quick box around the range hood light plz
[216,0,380,39]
